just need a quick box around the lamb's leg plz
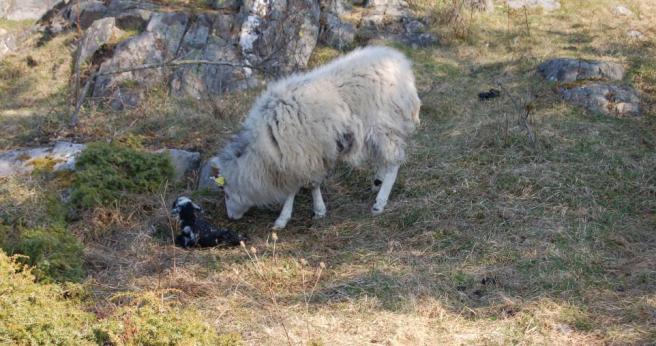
[371,164,399,215]
[311,184,327,219]
[273,192,296,230]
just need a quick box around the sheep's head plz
[215,140,253,220]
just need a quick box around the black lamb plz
[171,196,247,248]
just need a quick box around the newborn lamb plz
[171,196,247,248]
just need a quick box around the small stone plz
[505,0,560,11]
[627,30,644,40]
[158,149,201,181]
[612,5,633,17]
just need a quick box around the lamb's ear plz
[192,202,202,211]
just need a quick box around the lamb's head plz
[171,196,201,226]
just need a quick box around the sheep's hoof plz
[312,209,326,219]
[371,205,384,216]
[272,221,287,230]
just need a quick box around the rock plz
[93,12,189,105]
[115,9,152,31]
[158,149,201,181]
[69,1,108,29]
[357,0,436,46]
[560,83,640,117]
[0,0,62,21]
[466,0,494,12]
[198,156,222,191]
[320,12,355,49]
[207,0,242,11]
[0,142,86,177]
[627,30,644,40]
[538,58,624,83]
[77,17,122,64]
[240,0,321,75]
[505,0,560,11]
[612,5,633,17]
[320,0,348,15]
[0,29,17,57]
[108,88,143,111]
[170,13,256,98]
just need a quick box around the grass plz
[0,0,655,344]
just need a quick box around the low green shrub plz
[4,225,85,283]
[0,250,96,345]
[71,142,173,209]
[95,292,242,346]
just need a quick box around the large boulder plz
[0,142,86,177]
[170,13,256,99]
[0,0,62,21]
[240,0,321,76]
[357,0,436,47]
[158,149,201,180]
[320,12,355,50]
[560,83,640,117]
[539,58,640,117]
[0,28,17,57]
[92,12,189,109]
[77,17,123,64]
[538,58,624,83]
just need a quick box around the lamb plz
[214,46,421,229]
[171,196,247,248]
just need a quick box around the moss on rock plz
[71,142,174,209]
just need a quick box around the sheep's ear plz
[192,203,202,211]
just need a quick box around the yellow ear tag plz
[214,176,225,187]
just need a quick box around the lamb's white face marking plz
[171,196,201,219]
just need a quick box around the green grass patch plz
[3,225,85,283]
[70,142,173,209]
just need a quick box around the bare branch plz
[95,59,261,77]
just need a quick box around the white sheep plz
[215,46,421,229]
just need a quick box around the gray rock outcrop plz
[538,58,624,83]
[539,58,640,117]
[158,149,202,180]
[560,83,640,117]
[0,0,62,21]
[0,142,85,177]
[505,0,560,11]
[0,142,200,181]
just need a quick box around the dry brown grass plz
[1,0,656,344]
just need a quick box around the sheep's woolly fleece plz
[219,46,421,208]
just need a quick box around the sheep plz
[171,196,247,248]
[214,46,421,229]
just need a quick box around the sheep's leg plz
[372,167,385,192]
[371,164,399,215]
[273,192,296,230]
[311,184,327,219]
